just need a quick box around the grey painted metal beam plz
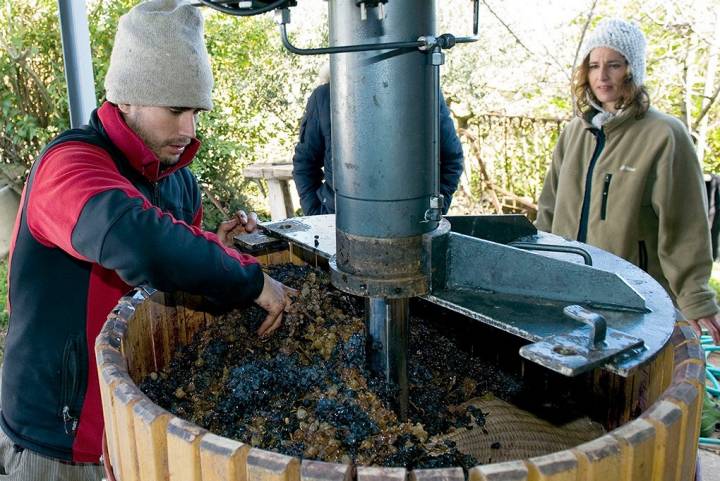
[445,232,647,312]
[58,0,96,127]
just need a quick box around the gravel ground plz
[700,448,720,481]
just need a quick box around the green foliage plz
[196,12,323,228]
[702,391,720,438]
[0,0,69,186]
[462,114,566,214]
[710,275,720,299]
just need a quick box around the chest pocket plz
[154,175,198,224]
[600,173,612,220]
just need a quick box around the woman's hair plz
[572,53,650,116]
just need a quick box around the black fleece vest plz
[0,110,199,461]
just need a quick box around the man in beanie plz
[0,1,295,478]
[292,65,465,216]
[537,18,720,346]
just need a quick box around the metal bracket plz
[233,231,288,255]
[563,305,606,347]
[519,321,644,377]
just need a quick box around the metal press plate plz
[519,327,645,377]
[262,216,336,259]
[261,215,676,377]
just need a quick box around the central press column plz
[328,0,438,419]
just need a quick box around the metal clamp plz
[563,305,607,348]
[423,194,444,223]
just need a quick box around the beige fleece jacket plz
[536,107,718,320]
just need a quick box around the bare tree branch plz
[570,0,598,116]
[480,0,533,56]
[695,82,720,133]
[200,183,230,218]
[458,127,538,214]
[480,1,573,83]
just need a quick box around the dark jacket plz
[0,102,264,463]
[292,83,465,215]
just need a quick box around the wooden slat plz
[573,435,621,480]
[127,299,153,379]
[173,292,190,346]
[267,179,294,220]
[118,303,148,381]
[673,361,705,390]
[161,292,181,377]
[410,467,465,481]
[96,341,126,372]
[112,382,144,481]
[269,250,291,265]
[244,163,293,180]
[289,245,308,266]
[148,292,176,371]
[664,383,702,481]
[526,450,578,481]
[357,466,407,481]
[177,292,210,345]
[642,399,684,481]
[669,323,697,348]
[97,363,127,479]
[592,368,635,429]
[200,433,250,481]
[167,417,208,481]
[660,343,677,395]
[246,447,301,481]
[673,343,703,369]
[469,461,528,481]
[610,418,656,481]
[132,398,171,481]
[633,363,651,417]
[301,460,353,481]
[647,342,673,404]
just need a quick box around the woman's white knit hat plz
[579,18,646,87]
[104,0,214,110]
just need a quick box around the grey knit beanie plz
[104,0,214,110]
[579,18,646,87]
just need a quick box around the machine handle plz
[509,242,593,266]
[563,305,607,347]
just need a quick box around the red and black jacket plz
[0,102,263,463]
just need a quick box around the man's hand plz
[688,313,720,344]
[216,210,259,247]
[254,273,297,337]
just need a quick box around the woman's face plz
[588,47,628,113]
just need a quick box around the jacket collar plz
[96,101,200,183]
[580,105,642,134]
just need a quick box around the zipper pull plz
[62,405,78,435]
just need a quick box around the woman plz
[536,18,720,343]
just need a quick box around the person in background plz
[0,1,294,479]
[536,18,720,344]
[292,64,465,216]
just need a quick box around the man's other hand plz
[254,273,297,337]
[688,313,720,345]
[217,210,259,247]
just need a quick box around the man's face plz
[118,105,201,165]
